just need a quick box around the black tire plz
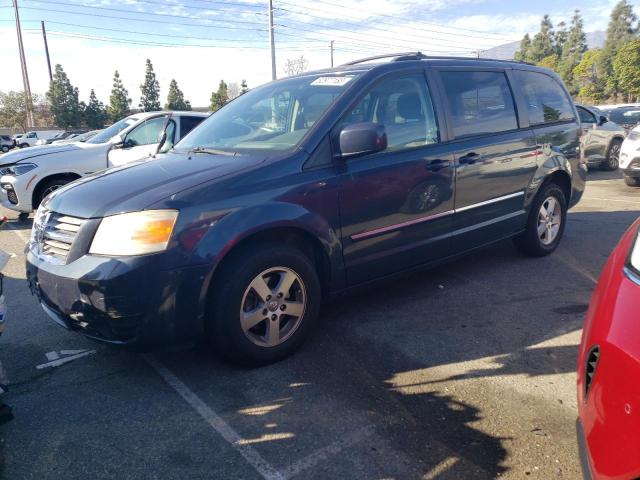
[34,178,72,208]
[1,146,8,153]
[209,243,321,365]
[601,139,622,171]
[625,175,640,187]
[19,143,29,149]
[513,183,567,257]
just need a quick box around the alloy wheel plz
[609,144,620,169]
[537,196,562,245]
[240,267,306,347]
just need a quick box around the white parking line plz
[280,425,375,480]
[581,195,640,205]
[36,350,96,370]
[142,354,285,480]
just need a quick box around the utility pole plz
[330,40,334,68]
[268,0,276,80]
[41,21,53,83]
[12,0,34,128]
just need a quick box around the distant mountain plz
[480,31,606,60]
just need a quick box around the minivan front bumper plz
[26,249,208,349]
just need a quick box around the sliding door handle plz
[459,152,482,165]
[425,159,451,171]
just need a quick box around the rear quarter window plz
[439,71,518,138]
[514,70,575,125]
[179,115,206,138]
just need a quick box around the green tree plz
[599,0,637,98]
[558,10,588,94]
[209,80,228,112]
[84,89,107,129]
[554,21,568,55]
[613,39,640,101]
[573,49,606,102]
[537,54,560,71]
[529,15,556,63]
[165,79,191,111]
[514,34,532,62]
[47,64,82,128]
[0,91,31,131]
[139,59,161,112]
[240,79,249,95]
[109,70,131,122]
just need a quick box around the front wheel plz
[1,146,8,153]
[209,244,321,365]
[625,175,640,187]
[19,143,29,149]
[601,139,622,171]
[513,183,567,257]
[34,178,72,209]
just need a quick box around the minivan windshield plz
[177,73,360,152]
[87,117,137,144]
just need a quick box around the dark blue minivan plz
[26,53,587,364]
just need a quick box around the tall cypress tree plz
[84,89,107,129]
[109,70,131,122]
[209,80,229,112]
[529,15,556,63]
[47,64,82,128]
[599,0,637,97]
[139,59,161,112]
[559,10,588,93]
[165,79,191,111]
[240,79,249,95]
[514,34,532,62]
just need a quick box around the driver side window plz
[124,117,166,148]
[578,107,596,124]
[339,74,439,153]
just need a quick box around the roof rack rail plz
[342,52,427,66]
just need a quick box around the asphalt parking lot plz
[0,169,638,479]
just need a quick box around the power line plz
[278,0,508,46]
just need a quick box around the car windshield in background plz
[177,73,360,152]
[600,108,640,126]
[87,117,137,144]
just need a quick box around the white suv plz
[0,111,208,217]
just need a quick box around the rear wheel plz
[1,146,8,153]
[19,143,29,149]
[209,243,321,365]
[601,139,622,171]
[513,183,567,257]
[34,178,72,209]
[624,175,640,187]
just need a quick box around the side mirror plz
[110,134,124,149]
[598,115,608,126]
[155,131,167,155]
[338,122,387,158]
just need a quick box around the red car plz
[577,217,640,479]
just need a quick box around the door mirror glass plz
[110,134,125,148]
[339,122,387,158]
[598,115,608,126]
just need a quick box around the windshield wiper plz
[187,146,237,156]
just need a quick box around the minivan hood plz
[45,150,269,218]
[0,142,98,165]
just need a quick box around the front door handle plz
[426,159,451,172]
[459,152,482,165]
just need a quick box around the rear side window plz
[179,116,205,138]
[440,71,518,138]
[515,71,575,125]
[340,73,439,152]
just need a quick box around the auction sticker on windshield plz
[311,76,355,86]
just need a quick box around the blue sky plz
[0,0,637,106]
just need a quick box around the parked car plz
[577,217,640,480]
[576,105,626,170]
[597,106,640,131]
[51,130,100,145]
[0,111,207,217]
[35,131,86,146]
[25,54,586,364]
[0,136,15,154]
[17,130,64,148]
[620,125,640,187]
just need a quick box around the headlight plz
[628,131,640,142]
[89,210,179,256]
[4,163,38,176]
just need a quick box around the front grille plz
[32,209,85,264]
[585,345,600,398]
